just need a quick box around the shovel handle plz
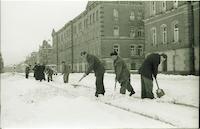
[155,78,160,89]
[114,81,117,91]
[79,76,84,82]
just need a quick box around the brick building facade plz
[52,1,145,72]
[144,1,199,75]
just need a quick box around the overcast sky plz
[1,0,88,66]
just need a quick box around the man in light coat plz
[62,61,71,83]
[110,51,135,96]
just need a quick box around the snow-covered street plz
[1,72,199,128]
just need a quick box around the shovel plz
[155,78,165,98]
[71,76,85,88]
[114,81,117,91]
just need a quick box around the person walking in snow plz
[110,51,135,96]
[33,63,39,80]
[61,61,71,83]
[139,53,167,99]
[46,66,54,82]
[37,63,46,82]
[80,51,105,97]
[25,65,31,79]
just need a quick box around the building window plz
[173,23,179,42]
[137,12,142,20]
[130,26,135,37]
[151,27,157,45]
[113,9,119,20]
[86,18,88,28]
[161,24,167,44]
[96,10,99,21]
[113,44,120,54]
[130,11,135,21]
[73,25,77,34]
[113,25,119,36]
[137,45,143,56]
[90,15,92,24]
[93,13,95,23]
[131,63,136,70]
[137,29,143,37]
[173,0,178,8]
[78,22,82,31]
[151,1,156,15]
[130,45,135,56]
[162,1,166,12]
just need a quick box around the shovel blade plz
[156,89,165,98]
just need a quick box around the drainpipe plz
[56,35,59,72]
[188,2,195,75]
[70,21,74,72]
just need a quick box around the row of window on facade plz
[113,9,143,21]
[113,44,143,56]
[151,21,179,45]
[73,9,143,34]
[151,1,178,15]
[113,26,144,37]
[74,10,99,34]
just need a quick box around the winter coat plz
[25,66,30,74]
[85,54,105,76]
[38,65,46,80]
[46,67,54,76]
[33,64,39,78]
[62,64,70,74]
[114,56,130,83]
[139,53,161,80]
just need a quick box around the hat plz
[80,51,87,56]
[110,51,118,56]
[160,53,167,59]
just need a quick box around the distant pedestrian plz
[40,63,46,81]
[110,51,135,96]
[61,61,71,83]
[46,66,54,82]
[139,53,167,99]
[37,63,46,81]
[12,65,16,75]
[25,65,31,79]
[80,51,105,97]
[33,63,39,80]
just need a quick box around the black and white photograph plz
[1,0,199,128]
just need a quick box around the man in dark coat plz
[80,51,105,97]
[25,65,31,79]
[110,51,135,96]
[139,53,167,99]
[37,63,46,82]
[33,63,39,80]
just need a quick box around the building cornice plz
[144,3,189,24]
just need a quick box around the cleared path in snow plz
[22,73,198,128]
[5,72,198,128]
[1,73,175,128]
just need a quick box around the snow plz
[1,72,199,128]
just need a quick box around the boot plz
[129,90,135,96]
[95,93,98,97]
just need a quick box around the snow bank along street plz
[1,72,199,128]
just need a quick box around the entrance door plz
[162,59,167,72]
[131,63,136,70]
